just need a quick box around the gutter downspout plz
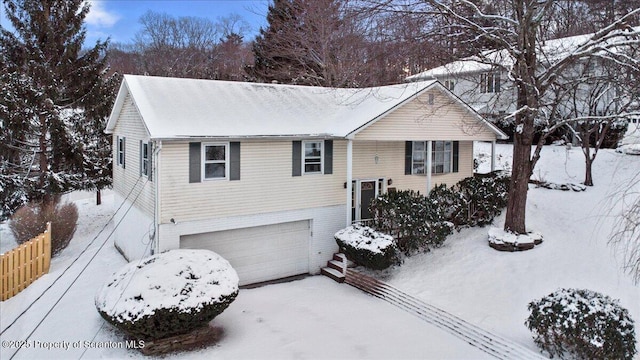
[153,140,162,255]
[426,140,432,195]
[346,137,353,226]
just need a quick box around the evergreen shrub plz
[335,224,400,270]
[526,288,636,359]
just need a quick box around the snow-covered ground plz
[1,139,639,359]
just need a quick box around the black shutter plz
[122,137,126,169]
[189,142,201,183]
[324,140,333,174]
[230,142,241,180]
[452,141,459,173]
[292,141,302,176]
[148,142,153,181]
[405,141,413,175]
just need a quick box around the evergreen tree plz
[0,0,115,218]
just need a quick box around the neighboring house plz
[105,75,506,286]
[406,29,638,133]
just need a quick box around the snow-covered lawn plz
[1,141,639,359]
[384,142,640,354]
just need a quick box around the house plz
[405,29,639,133]
[105,75,507,286]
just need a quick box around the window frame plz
[411,141,453,175]
[302,140,324,175]
[480,72,501,93]
[117,136,125,168]
[201,142,229,180]
[444,79,455,91]
[141,141,150,177]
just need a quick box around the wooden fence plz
[0,223,51,301]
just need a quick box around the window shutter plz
[324,140,333,174]
[139,140,143,176]
[122,137,126,169]
[189,142,201,183]
[292,141,302,176]
[148,142,153,181]
[230,142,241,181]
[452,141,459,173]
[405,141,412,175]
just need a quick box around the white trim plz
[117,136,125,168]
[302,140,324,175]
[141,141,150,177]
[426,141,432,195]
[201,142,229,180]
[346,139,353,226]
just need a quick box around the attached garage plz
[180,220,311,286]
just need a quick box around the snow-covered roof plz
[406,27,639,81]
[106,75,505,140]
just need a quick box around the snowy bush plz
[95,249,239,340]
[10,198,78,256]
[335,224,400,270]
[369,190,453,255]
[526,288,636,360]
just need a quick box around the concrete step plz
[321,267,345,283]
[332,253,355,267]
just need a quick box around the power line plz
[0,176,144,336]
[9,178,150,360]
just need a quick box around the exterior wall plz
[113,192,154,261]
[352,140,474,194]
[354,89,499,141]
[158,140,347,224]
[158,204,346,276]
[111,93,156,260]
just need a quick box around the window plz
[117,136,125,168]
[141,142,149,176]
[303,141,323,174]
[202,143,228,179]
[444,79,455,91]
[432,141,452,174]
[411,141,452,174]
[480,72,501,93]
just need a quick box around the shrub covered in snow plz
[526,288,636,360]
[369,190,453,255]
[487,227,543,252]
[95,249,239,340]
[335,224,400,270]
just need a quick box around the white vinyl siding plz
[111,94,155,217]
[353,90,498,141]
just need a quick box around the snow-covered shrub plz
[369,190,453,255]
[335,224,400,270]
[9,198,78,256]
[95,249,239,340]
[488,227,543,251]
[526,288,636,360]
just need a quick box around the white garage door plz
[180,221,310,286]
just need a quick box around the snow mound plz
[488,227,543,251]
[95,249,239,323]
[616,144,640,155]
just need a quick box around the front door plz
[359,181,377,220]
[352,179,385,222]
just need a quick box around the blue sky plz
[1,0,270,45]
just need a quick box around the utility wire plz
[1,176,144,336]
[9,178,149,360]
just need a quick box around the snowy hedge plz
[526,288,636,360]
[95,249,239,340]
[335,224,400,270]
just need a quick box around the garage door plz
[180,220,310,286]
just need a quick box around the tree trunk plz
[582,143,594,186]
[96,189,102,205]
[504,131,533,234]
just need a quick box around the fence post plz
[43,222,51,273]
